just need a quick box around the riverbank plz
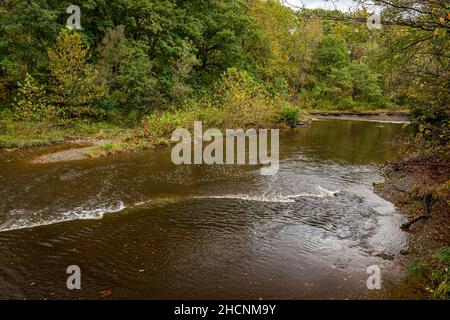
[310,110,410,123]
[1,110,409,163]
[375,159,450,299]
[0,120,130,149]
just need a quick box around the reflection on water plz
[0,119,412,299]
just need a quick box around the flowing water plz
[0,119,413,299]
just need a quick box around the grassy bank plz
[2,107,410,151]
[85,101,311,158]
[0,108,309,158]
[0,118,130,148]
[1,106,408,156]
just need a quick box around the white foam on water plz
[313,185,340,197]
[0,185,342,232]
[345,186,395,215]
[194,186,340,203]
[196,194,298,203]
[344,185,409,255]
[0,201,126,232]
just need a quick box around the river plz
[0,119,414,299]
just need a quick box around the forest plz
[0,0,446,154]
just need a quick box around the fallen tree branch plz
[401,215,430,229]
[401,194,433,230]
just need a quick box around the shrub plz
[213,67,279,128]
[277,103,299,127]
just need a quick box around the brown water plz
[0,119,412,299]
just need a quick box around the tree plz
[248,0,297,82]
[0,0,59,101]
[98,26,160,114]
[291,17,324,93]
[182,0,255,83]
[14,73,57,122]
[347,63,383,104]
[313,35,350,76]
[48,29,107,118]
[362,0,449,155]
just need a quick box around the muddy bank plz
[375,160,450,298]
[376,163,449,253]
[311,112,409,123]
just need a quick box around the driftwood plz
[401,194,432,230]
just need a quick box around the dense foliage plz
[0,0,448,155]
[363,0,449,160]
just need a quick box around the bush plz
[277,103,299,127]
[213,67,280,128]
[143,99,222,143]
